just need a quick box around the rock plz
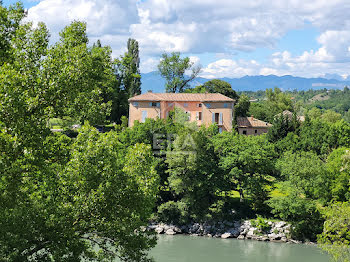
[275,221,286,228]
[281,237,287,242]
[246,228,257,238]
[262,236,270,241]
[289,239,301,244]
[237,235,245,240]
[165,229,176,235]
[155,227,164,234]
[268,233,281,241]
[173,226,182,233]
[221,233,233,239]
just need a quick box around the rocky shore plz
[148,220,306,244]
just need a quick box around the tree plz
[0,2,26,65]
[249,88,294,122]
[165,127,221,220]
[321,109,342,124]
[186,79,239,99]
[126,38,141,96]
[0,7,159,260]
[108,39,142,123]
[158,52,201,93]
[268,151,327,240]
[234,94,250,117]
[326,147,350,202]
[318,202,350,262]
[213,132,276,210]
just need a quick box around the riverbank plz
[148,220,312,244]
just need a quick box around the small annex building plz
[237,116,272,135]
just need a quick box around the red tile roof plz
[128,92,235,102]
[237,116,272,128]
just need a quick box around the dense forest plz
[1,2,350,262]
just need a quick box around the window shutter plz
[219,113,223,125]
[142,110,147,123]
[196,112,199,120]
[212,113,215,123]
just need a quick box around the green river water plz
[148,235,331,262]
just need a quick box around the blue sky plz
[3,0,350,79]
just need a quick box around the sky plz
[3,0,350,79]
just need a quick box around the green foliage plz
[107,38,141,123]
[213,132,276,211]
[0,2,26,65]
[249,88,293,122]
[326,148,350,201]
[0,6,158,261]
[250,216,271,232]
[158,52,201,93]
[268,193,323,241]
[234,94,250,117]
[267,113,300,143]
[166,127,221,220]
[186,79,239,99]
[157,201,190,225]
[318,202,350,262]
[276,151,327,200]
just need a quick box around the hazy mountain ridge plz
[141,72,350,93]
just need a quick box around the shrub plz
[157,201,190,225]
[251,215,271,232]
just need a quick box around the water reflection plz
[150,235,330,262]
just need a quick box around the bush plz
[267,195,323,241]
[251,215,271,232]
[157,201,190,225]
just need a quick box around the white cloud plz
[24,0,350,77]
[27,0,138,46]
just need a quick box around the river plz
[149,235,331,262]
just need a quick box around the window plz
[184,103,188,107]
[197,103,202,107]
[243,130,247,135]
[149,102,160,107]
[224,103,228,108]
[196,112,202,120]
[168,103,174,107]
[132,102,139,107]
[141,110,147,123]
[205,103,211,108]
[255,129,258,134]
[218,127,223,133]
[212,112,223,125]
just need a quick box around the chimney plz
[251,115,254,121]
[148,90,153,93]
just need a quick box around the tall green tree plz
[0,7,159,260]
[108,39,141,123]
[213,132,276,210]
[127,38,141,96]
[186,79,239,99]
[165,127,221,220]
[234,94,250,117]
[158,52,201,93]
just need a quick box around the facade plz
[237,116,272,135]
[128,92,235,132]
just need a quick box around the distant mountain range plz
[141,72,350,93]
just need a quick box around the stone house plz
[128,92,235,132]
[237,116,272,135]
